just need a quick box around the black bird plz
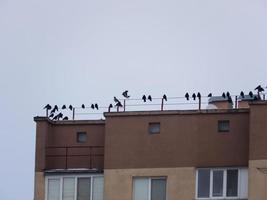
[95,104,99,110]
[240,91,245,98]
[69,105,73,111]
[43,104,52,110]
[185,93,189,100]
[62,105,66,109]
[249,91,253,98]
[49,113,54,118]
[192,93,196,100]
[222,92,226,98]
[115,101,123,107]
[226,92,231,98]
[63,116,68,120]
[51,105,58,113]
[91,104,95,109]
[255,85,264,92]
[81,104,85,109]
[114,97,119,103]
[52,115,58,120]
[197,92,201,99]
[163,94,167,101]
[57,112,63,119]
[208,93,212,97]
[148,95,152,101]
[142,95,147,102]
[122,90,130,98]
[108,104,113,109]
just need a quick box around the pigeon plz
[142,95,147,102]
[62,105,66,109]
[192,93,196,100]
[43,104,52,110]
[222,92,226,98]
[49,113,54,118]
[115,101,123,107]
[163,94,167,101]
[147,95,152,101]
[122,90,130,98]
[185,93,189,100]
[81,104,85,109]
[226,92,231,98]
[240,91,245,98]
[249,91,253,98]
[208,93,212,97]
[91,104,95,109]
[95,104,99,110]
[51,105,58,113]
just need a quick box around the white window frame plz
[132,177,167,200]
[195,168,247,200]
[45,174,104,200]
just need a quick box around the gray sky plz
[0,0,267,199]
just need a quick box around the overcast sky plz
[0,0,267,199]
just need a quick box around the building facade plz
[33,101,267,200]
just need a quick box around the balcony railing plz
[45,146,104,170]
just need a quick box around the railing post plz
[161,98,164,111]
[123,99,126,112]
[72,108,75,120]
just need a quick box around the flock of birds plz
[43,85,266,121]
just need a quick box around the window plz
[77,132,87,143]
[218,120,230,132]
[196,168,248,199]
[149,123,160,134]
[46,175,104,200]
[133,177,166,200]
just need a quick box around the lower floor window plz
[46,175,104,200]
[133,177,166,200]
[196,168,248,199]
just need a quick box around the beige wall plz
[104,167,195,200]
[249,159,267,200]
[34,172,45,200]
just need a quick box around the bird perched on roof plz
[69,105,73,111]
[240,91,245,98]
[81,104,85,109]
[192,93,196,100]
[115,101,123,107]
[63,116,68,120]
[108,104,113,109]
[208,93,212,97]
[142,95,146,102]
[163,94,167,101]
[114,97,120,103]
[44,104,52,110]
[52,112,63,120]
[49,113,54,118]
[148,95,152,101]
[122,90,130,98]
[95,104,99,110]
[185,93,189,100]
[62,105,66,109]
[91,104,95,109]
[249,91,253,98]
[197,92,201,99]
[255,85,264,92]
[51,105,59,113]
[222,92,226,98]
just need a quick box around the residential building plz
[33,97,267,200]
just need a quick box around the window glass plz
[48,179,60,200]
[77,132,87,143]
[133,178,149,200]
[212,170,224,197]
[227,169,238,197]
[197,169,210,198]
[63,178,75,200]
[77,178,91,200]
[151,179,166,200]
[149,123,160,134]
[218,120,230,132]
[93,177,104,200]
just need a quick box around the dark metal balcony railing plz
[45,146,104,170]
